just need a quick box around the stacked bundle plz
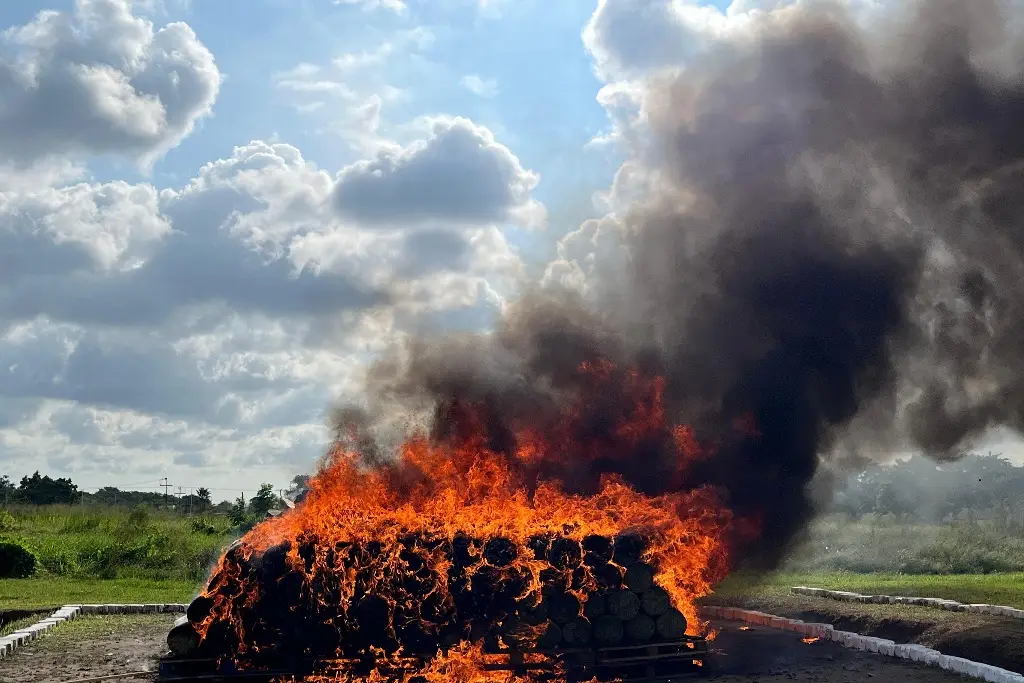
[168,530,688,668]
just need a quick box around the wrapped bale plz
[582,592,606,620]
[561,617,593,647]
[591,563,623,590]
[537,621,563,648]
[592,615,624,645]
[612,532,648,566]
[624,563,654,593]
[625,614,656,643]
[606,589,641,622]
[655,609,688,640]
[547,592,582,626]
[581,535,613,566]
[167,615,200,656]
[548,537,583,570]
[186,595,214,624]
[483,537,518,567]
[518,597,549,626]
[640,586,671,617]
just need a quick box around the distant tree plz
[0,476,14,505]
[196,488,212,510]
[228,494,247,526]
[248,484,280,518]
[18,472,78,505]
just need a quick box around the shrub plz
[0,510,16,532]
[38,548,78,575]
[126,505,150,529]
[0,541,37,578]
[189,518,219,535]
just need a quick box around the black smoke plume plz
[336,0,1024,566]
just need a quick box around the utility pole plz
[161,477,172,509]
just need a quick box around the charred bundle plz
[169,530,689,670]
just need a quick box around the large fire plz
[185,361,756,681]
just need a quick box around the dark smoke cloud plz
[336,0,1024,566]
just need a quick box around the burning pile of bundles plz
[171,529,689,670]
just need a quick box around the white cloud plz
[0,0,220,168]
[461,74,499,98]
[332,0,408,13]
[0,120,536,491]
[333,116,545,228]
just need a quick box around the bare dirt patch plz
[0,614,173,683]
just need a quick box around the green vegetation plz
[0,504,233,583]
[0,541,37,578]
[0,577,198,609]
[711,571,1024,609]
[779,515,1024,574]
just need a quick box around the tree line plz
[831,453,1024,524]
[0,472,301,522]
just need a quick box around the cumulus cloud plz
[333,116,545,228]
[0,0,220,167]
[0,108,537,488]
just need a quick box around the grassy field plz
[710,571,1024,609]
[0,576,199,610]
[778,515,1024,574]
[0,504,233,583]
[3,505,1023,612]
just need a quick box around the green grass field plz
[0,505,232,610]
[779,515,1024,574]
[2,505,1023,612]
[0,505,233,582]
[710,571,1024,609]
[0,577,199,610]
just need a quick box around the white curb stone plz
[1,603,185,661]
[792,587,1024,622]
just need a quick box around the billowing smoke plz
[336,0,1024,566]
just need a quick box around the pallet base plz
[159,636,709,682]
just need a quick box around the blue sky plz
[1,0,1018,499]
[105,0,621,264]
[0,0,649,496]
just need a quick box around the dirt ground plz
[705,621,969,682]
[0,615,980,683]
[709,592,1024,675]
[0,613,173,683]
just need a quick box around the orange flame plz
[802,637,820,644]
[198,361,751,680]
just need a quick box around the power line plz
[160,477,172,508]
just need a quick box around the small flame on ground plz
[738,626,751,631]
[802,637,820,644]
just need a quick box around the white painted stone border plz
[0,603,186,660]
[702,605,1024,683]
[791,586,1024,620]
